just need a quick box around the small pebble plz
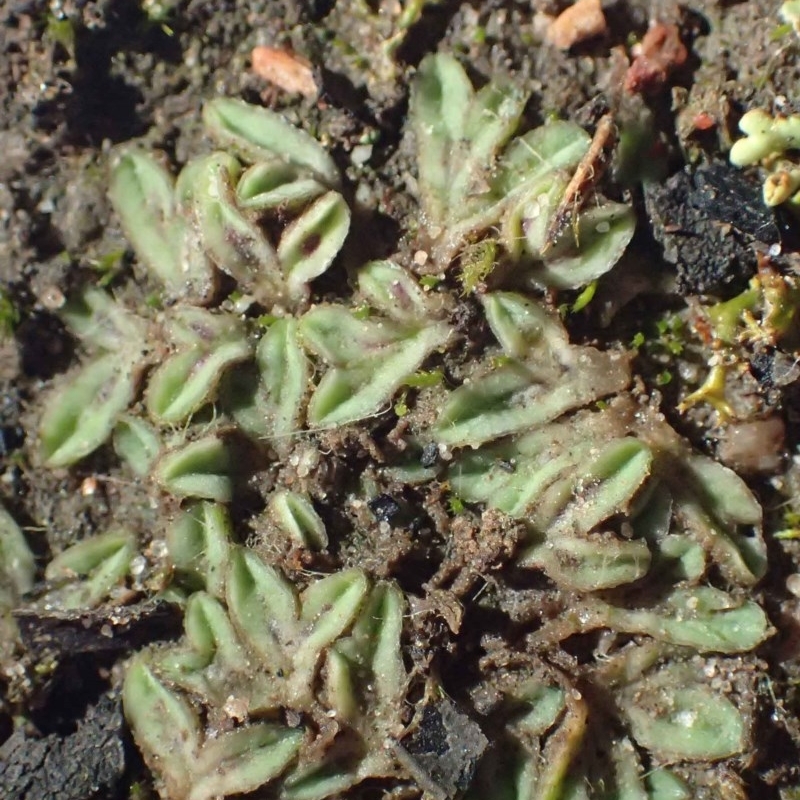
[546,0,607,50]
[251,46,318,98]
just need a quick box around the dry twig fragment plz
[251,46,318,98]
[543,113,617,252]
[625,23,688,94]
[546,0,607,50]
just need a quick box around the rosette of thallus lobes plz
[16,51,772,800]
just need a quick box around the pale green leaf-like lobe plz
[482,291,567,359]
[155,436,236,502]
[177,152,285,306]
[526,534,651,591]
[623,666,746,762]
[203,98,340,187]
[608,738,649,800]
[190,724,303,800]
[40,352,140,467]
[528,202,636,290]
[448,77,527,216]
[44,529,135,609]
[435,353,629,449]
[269,490,328,550]
[543,437,652,537]
[236,162,326,211]
[293,569,369,701]
[534,586,770,654]
[306,322,451,427]
[645,770,691,800]
[502,174,565,260]
[62,287,149,351]
[46,529,133,579]
[300,568,369,648]
[324,647,358,723]
[184,591,247,669]
[514,681,566,737]
[123,657,200,796]
[358,259,446,325]
[146,309,251,425]
[221,318,309,446]
[494,121,590,197]
[661,453,766,586]
[226,547,298,670]
[302,264,451,427]
[109,150,214,303]
[635,587,770,652]
[283,764,362,800]
[410,52,473,227]
[334,582,406,710]
[167,501,233,598]
[300,306,406,365]
[0,504,35,597]
[113,414,161,477]
[278,191,351,302]
[435,291,630,448]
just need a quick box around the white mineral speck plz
[675,709,696,727]
[786,573,800,597]
[351,144,373,166]
[130,555,147,577]
[151,540,168,559]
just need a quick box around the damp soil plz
[2,1,800,798]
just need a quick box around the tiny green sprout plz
[255,314,278,329]
[630,331,645,350]
[448,495,465,514]
[656,370,673,386]
[419,275,442,290]
[45,15,76,57]
[771,22,794,40]
[571,280,597,313]
[145,292,163,310]
[394,391,409,417]
[774,509,800,539]
[654,314,685,355]
[90,249,127,288]
[489,354,515,368]
[0,287,19,337]
[403,368,443,388]
[459,240,497,295]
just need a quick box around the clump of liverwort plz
[14,52,774,800]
